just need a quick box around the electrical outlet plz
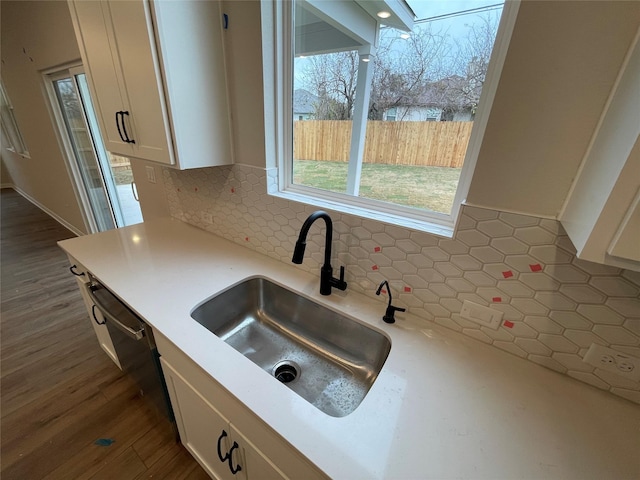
[583,343,640,382]
[200,211,213,224]
[460,300,503,330]
[145,165,156,184]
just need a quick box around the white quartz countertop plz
[59,218,640,479]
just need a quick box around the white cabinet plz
[161,359,286,480]
[155,332,327,480]
[560,32,640,271]
[67,257,121,368]
[68,0,233,169]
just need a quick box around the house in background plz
[383,75,479,122]
[293,88,318,121]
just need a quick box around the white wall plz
[0,1,87,233]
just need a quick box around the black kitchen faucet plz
[292,211,347,296]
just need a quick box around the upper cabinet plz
[68,0,233,169]
[560,30,640,272]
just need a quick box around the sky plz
[405,0,504,38]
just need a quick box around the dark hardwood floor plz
[1,188,209,479]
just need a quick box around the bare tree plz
[302,51,359,120]
[447,11,501,117]
[297,10,499,122]
[369,23,450,120]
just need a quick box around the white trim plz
[462,201,558,221]
[4,185,84,237]
[451,0,521,222]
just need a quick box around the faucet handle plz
[332,265,347,291]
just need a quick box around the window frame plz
[262,0,521,237]
[0,80,29,158]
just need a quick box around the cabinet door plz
[161,358,244,480]
[106,0,174,165]
[70,261,121,368]
[230,423,288,480]
[69,0,132,157]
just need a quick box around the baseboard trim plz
[3,185,84,237]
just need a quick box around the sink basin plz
[191,276,391,417]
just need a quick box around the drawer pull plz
[69,264,85,277]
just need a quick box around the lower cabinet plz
[67,257,120,368]
[155,332,327,480]
[161,359,286,480]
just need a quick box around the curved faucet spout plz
[292,211,346,296]
[292,211,332,267]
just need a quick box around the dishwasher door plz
[86,278,176,435]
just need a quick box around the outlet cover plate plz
[145,165,156,184]
[583,343,640,382]
[460,300,503,330]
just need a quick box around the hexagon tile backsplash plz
[163,164,640,404]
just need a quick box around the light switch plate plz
[583,343,640,382]
[460,300,504,330]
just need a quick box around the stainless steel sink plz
[190,276,391,417]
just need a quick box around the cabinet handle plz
[91,305,106,325]
[216,430,242,475]
[69,264,85,277]
[227,442,242,475]
[116,111,126,142]
[121,111,135,144]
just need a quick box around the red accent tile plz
[502,270,514,278]
[381,288,387,294]
[503,320,515,328]
[404,286,412,293]
[245,237,249,242]
[492,297,502,303]
[372,265,379,271]
[529,263,543,272]
[374,246,381,253]
[231,187,235,193]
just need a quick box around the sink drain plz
[273,361,299,384]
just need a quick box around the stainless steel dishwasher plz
[85,274,177,438]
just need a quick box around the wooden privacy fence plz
[293,120,473,168]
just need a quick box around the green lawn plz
[293,160,462,214]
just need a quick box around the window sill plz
[270,188,455,239]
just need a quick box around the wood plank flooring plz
[1,188,209,479]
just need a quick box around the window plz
[264,1,519,235]
[0,80,29,157]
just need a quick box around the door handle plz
[120,111,135,144]
[116,111,126,142]
[216,430,242,475]
[116,111,136,144]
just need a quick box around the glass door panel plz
[53,76,116,232]
[50,67,142,232]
